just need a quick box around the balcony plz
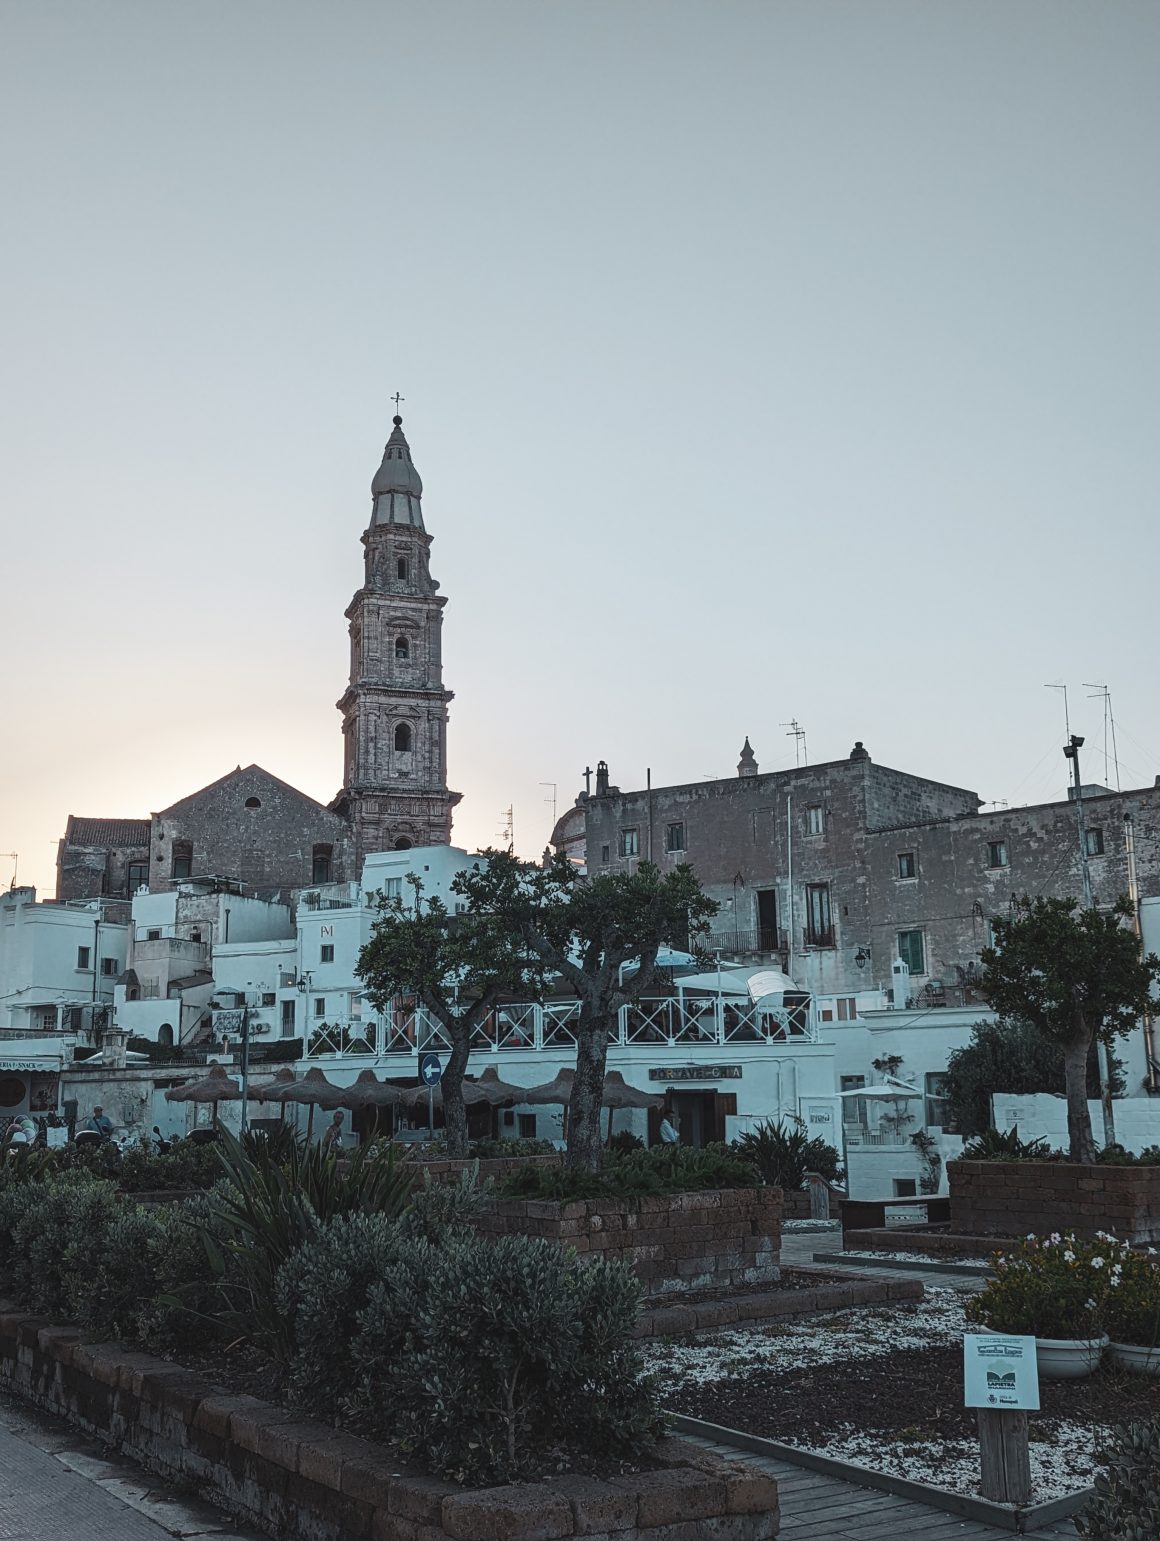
[705,927,789,960]
[131,937,209,968]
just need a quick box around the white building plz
[0,886,128,1035]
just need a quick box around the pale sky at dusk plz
[2,2,1158,898]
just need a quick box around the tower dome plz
[371,416,425,528]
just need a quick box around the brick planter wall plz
[0,1301,779,1541]
[949,1159,1160,1243]
[407,1154,560,1184]
[781,1190,812,1221]
[475,1188,783,1297]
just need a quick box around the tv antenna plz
[497,805,514,852]
[781,718,807,767]
[1044,681,1070,740]
[0,853,16,891]
[539,782,557,828]
[1083,684,1121,791]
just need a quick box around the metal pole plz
[239,1007,251,1133]
[1066,737,1115,1145]
[785,794,794,979]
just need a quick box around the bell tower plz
[333,413,461,861]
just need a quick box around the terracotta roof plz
[65,817,151,848]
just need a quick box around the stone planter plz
[1035,1334,1108,1380]
[948,1160,1160,1244]
[1108,1341,1160,1376]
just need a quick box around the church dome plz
[371,416,425,528]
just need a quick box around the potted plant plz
[1102,1241,1160,1375]
[966,1233,1114,1379]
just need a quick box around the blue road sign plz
[419,1052,442,1087]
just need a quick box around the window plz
[312,843,332,883]
[157,1023,174,1048]
[382,877,403,900]
[67,1007,84,1031]
[840,1074,867,1124]
[897,928,925,975]
[320,943,335,964]
[190,929,202,944]
[665,822,686,853]
[805,883,833,946]
[146,928,161,941]
[893,1178,918,1198]
[987,919,1002,950]
[100,957,117,977]
[925,1072,952,1130]
[836,997,857,1022]
[261,992,276,1007]
[244,796,261,809]
[394,722,412,753]
[395,635,409,660]
[600,843,610,864]
[396,556,408,580]
[1086,827,1105,857]
[394,837,412,851]
[314,997,326,1018]
[76,946,91,970]
[127,862,147,893]
[281,1000,296,1037]
[806,805,824,836]
[897,852,916,880]
[619,828,639,858]
[987,840,1008,869]
[171,840,192,880]
[518,1114,538,1140]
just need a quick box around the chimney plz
[595,761,610,796]
[849,741,870,763]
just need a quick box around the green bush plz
[499,1141,759,1201]
[731,1117,843,1189]
[608,1130,645,1154]
[965,1232,1122,1339]
[408,1136,557,1160]
[119,1141,223,1192]
[960,1127,1059,1162]
[142,1191,237,1350]
[1076,1417,1160,1540]
[7,1175,124,1317]
[398,1168,489,1244]
[353,1232,662,1484]
[1096,1145,1160,1168]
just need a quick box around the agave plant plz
[960,1126,1056,1162]
[731,1118,843,1190]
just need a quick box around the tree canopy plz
[942,1017,1121,1138]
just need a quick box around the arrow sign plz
[419,1052,442,1087]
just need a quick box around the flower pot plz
[1034,1334,1108,1379]
[1108,1341,1160,1376]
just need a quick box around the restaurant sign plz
[648,1065,742,1081]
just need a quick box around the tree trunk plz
[566,1001,611,1171]
[440,1025,473,1160]
[1063,1032,1097,1164]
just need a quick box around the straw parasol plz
[599,1070,664,1144]
[165,1063,241,1127]
[251,1067,296,1105]
[518,1068,575,1106]
[473,1066,529,1105]
[271,1067,346,1137]
[337,1068,408,1110]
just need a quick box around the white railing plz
[304,994,817,1060]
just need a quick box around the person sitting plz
[87,1106,114,1140]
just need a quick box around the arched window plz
[394,722,412,753]
[244,796,261,809]
[312,844,332,884]
[394,837,413,851]
[396,556,408,581]
[157,1023,174,1048]
[395,635,409,660]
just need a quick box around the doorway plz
[756,889,778,952]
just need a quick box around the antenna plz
[780,718,807,767]
[539,782,557,829]
[1084,684,1121,791]
[1044,682,1070,740]
[0,853,16,891]
[497,805,514,852]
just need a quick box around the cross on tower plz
[583,765,593,795]
[391,392,405,414]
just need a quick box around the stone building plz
[330,414,461,861]
[579,739,1160,1006]
[54,416,460,903]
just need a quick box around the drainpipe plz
[785,794,794,981]
[1125,814,1158,1093]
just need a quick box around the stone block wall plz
[948,1159,1160,1243]
[474,1188,783,1296]
[0,1303,779,1541]
[408,1154,559,1185]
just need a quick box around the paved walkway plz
[781,1223,985,1293]
[0,1391,259,1541]
[686,1437,1078,1540]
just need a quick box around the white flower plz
[1050,1232,1062,1244]
[1026,1232,1037,1242]
[1064,1250,1075,1262]
[1085,1298,1098,1311]
[1091,1257,1105,1270]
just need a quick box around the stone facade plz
[948,1158,1160,1243]
[474,1188,783,1297]
[332,416,460,864]
[56,817,151,902]
[0,1306,780,1541]
[581,740,1160,1002]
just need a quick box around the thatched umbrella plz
[473,1066,528,1105]
[336,1069,407,1139]
[165,1063,241,1127]
[271,1067,345,1137]
[251,1067,296,1116]
[519,1068,575,1106]
[599,1070,664,1144]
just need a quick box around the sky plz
[2,1,1159,898]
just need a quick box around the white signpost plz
[964,1333,1038,1504]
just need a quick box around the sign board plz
[419,1052,442,1087]
[963,1334,1039,1411]
[648,1065,742,1081]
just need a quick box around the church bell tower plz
[333,413,461,860]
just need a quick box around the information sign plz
[963,1333,1040,1411]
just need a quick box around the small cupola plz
[371,416,425,530]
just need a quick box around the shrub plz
[1101,1245,1160,1348]
[398,1167,488,1244]
[353,1232,662,1483]
[499,1141,759,1201]
[72,1206,164,1339]
[1097,1145,1160,1168]
[119,1141,223,1192]
[1076,1417,1160,1541]
[143,1191,237,1349]
[7,1175,124,1317]
[732,1117,843,1189]
[608,1131,645,1154]
[240,1123,302,1166]
[966,1232,1122,1339]
[960,1127,1059,1162]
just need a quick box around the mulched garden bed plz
[674,1267,848,1307]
